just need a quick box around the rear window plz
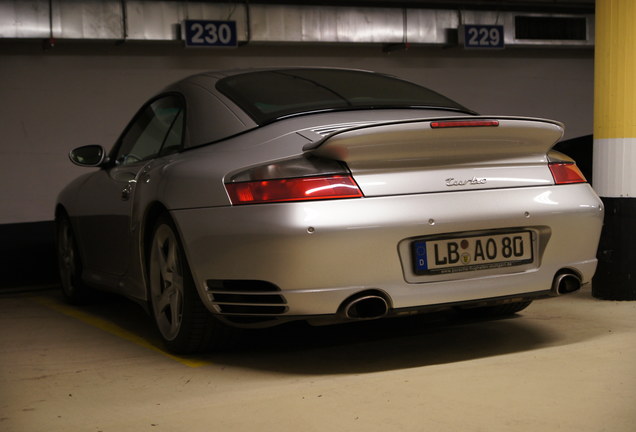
[216,69,472,125]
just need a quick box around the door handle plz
[121,180,136,201]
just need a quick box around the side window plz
[159,109,184,156]
[116,95,184,166]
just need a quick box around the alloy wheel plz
[149,223,185,341]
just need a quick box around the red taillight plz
[549,162,587,184]
[430,120,499,129]
[226,174,363,205]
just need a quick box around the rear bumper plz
[172,183,603,321]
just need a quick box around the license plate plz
[412,231,533,275]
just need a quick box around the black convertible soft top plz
[215,68,475,125]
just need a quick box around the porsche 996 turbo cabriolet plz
[56,68,603,353]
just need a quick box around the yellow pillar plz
[593,0,636,299]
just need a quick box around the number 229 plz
[468,27,501,47]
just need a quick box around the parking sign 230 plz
[183,20,238,48]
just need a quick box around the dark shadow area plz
[208,312,558,374]
[26,287,606,375]
[0,221,58,288]
[52,288,167,348]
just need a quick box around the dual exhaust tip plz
[340,270,581,321]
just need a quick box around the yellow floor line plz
[33,296,212,368]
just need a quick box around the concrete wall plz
[0,41,593,225]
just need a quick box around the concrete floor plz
[1,285,635,432]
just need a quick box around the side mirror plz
[69,145,107,167]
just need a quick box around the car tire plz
[56,214,92,304]
[148,214,229,354]
[457,300,533,318]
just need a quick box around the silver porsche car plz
[56,68,603,353]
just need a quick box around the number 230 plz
[190,22,233,45]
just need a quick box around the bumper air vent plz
[206,280,288,315]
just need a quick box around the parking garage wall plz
[0,42,593,286]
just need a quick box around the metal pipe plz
[121,0,128,41]
[343,295,389,320]
[551,272,582,296]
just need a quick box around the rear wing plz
[303,116,564,168]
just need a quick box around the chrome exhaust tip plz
[551,272,582,296]
[343,295,389,320]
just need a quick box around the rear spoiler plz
[302,116,564,168]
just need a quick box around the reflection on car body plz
[56,68,604,353]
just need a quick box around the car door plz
[76,95,185,279]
